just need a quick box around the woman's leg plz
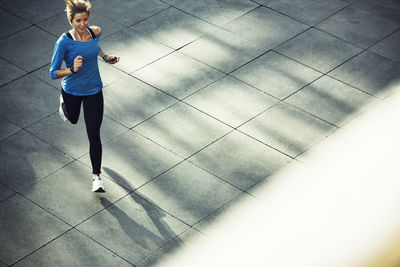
[83,90,104,175]
[61,89,83,124]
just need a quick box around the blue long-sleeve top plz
[49,31,103,96]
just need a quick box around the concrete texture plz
[0,0,399,266]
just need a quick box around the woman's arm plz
[91,26,120,64]
[99,50,120,64]
[50,36,83,79]
[55,55,83,78]
[55,68,75,79]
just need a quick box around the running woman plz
[49,0,120,192]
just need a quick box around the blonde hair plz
[65,0,91,23]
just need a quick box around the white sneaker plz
[59,94,68,121]
[92,176,105,192]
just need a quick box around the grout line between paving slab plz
[0,7,33,40]
[192,190,258,234]
[0,9,66,41]
[14,159,77,194]
[16,190,136,266]
[61,178,199,265]
[130,128,186,160]
[1,2,398,266]
[248,1,310,26]
[172,3,262,30]
[121,100,178,130]
[8,229,76,267]
[270,46,388,99]
[0,60,53,90]
[23,111,79,153]
[122,5,173,29]
[74,228,136,266]
[180,96,317,159]
[0,114,24,141]
[134,226,206,265]
[365,47,400,64]
[7,193,75,265]
[91,164,197,229]
[249,0,353,27]
[271,49,388,100]
[0,191,17,204]
[364,27,400,62]
[243,158,306,198]
[187,153,261,193]
[279,100,341,129]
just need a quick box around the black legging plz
[61,89,103,174]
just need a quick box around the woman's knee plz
[87,128,101,141]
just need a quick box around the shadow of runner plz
[99,197,166,250]
[101,167,183,262]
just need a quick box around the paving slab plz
[136,160,242,226]
[21,161,128,226]
[100,28,173,74]
[136,228,207,267]
[184,76,277,127]
[275,28,362,73]
[0,130,73,192]
[369,30,400,62]
[238,102,336,157]
[77,193,189,264]
[131,7,218,49]
[134,102,232,158]
[316,1,400,49]
[0,116,21,142]
[189,130,291,190]
[247,159,305,200]
[180,27,264,73]
[30,63,64,91]
[0,183,15,202]
[194,192,258,234]
[329,51,400,99]
[254,0,352,25]
[175,0,259,26]
[36,12,126,39]
[13,229,132,267]
[93,0,169,27]
[231,51,322,99]
[0,0,398,265]
[99,61,132,88]
[223,6,308,51]
[133,51,224,99]
[0,26,56,72]
[103,75,177,128]
[285,75,376,127]
[0,194,70,265]
[0,0,64,24]
[0,75,59,128]
[0,58,27,87]
[0,8,31,39]
[79,130,183,189]
[27,112,127,159]
[161,0,185,5]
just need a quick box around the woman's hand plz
[105,55,120,64]
[73,55,83,72]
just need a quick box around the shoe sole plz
[59,95,68,121]
[93,187,105,193]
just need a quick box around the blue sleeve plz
[49,36,66,80]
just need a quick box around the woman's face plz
[71,12,89,34]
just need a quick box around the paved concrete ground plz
[0,0,399,266]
